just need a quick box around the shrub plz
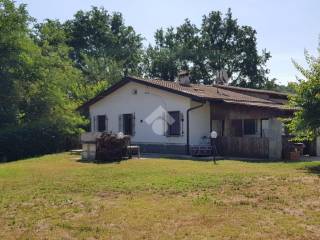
[96,133,130,162]
[0,123,80,162]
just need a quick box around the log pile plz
[96,133,130,162]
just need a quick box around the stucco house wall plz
[189,101,211,145]
[89,81,199,153]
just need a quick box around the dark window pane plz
[244,119,256,135]
[97,115,106,132]
[168,111,180,136]
[231,120,243,137]
[123,114,133,135]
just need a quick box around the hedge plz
[0,123,79,162]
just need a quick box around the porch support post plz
[186,101,205,155]
[210,103,213,132]
[210,103,213,151]
[267,118,283,160]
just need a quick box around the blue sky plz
[17,0,320,85]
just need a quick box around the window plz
[231,120,243,137]
[168,111,181,136]
[244,119,257,135]
[230,119,258,137]
[120,113,135,136]
[97,115,107,132]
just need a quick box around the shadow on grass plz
[225,158,282,163]
[302,165,320,175]
[75,153,315,165]
[141,154,225,162]
[76,158,129,164]
[189,158,286,164]
[141,153,301,163]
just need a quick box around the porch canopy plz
[210,101,294,159]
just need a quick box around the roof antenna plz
[176,70,191,86]
[215,69,229,95]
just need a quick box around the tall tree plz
[144,9,271,87]
[29,19,86,134]
[287,48,320,140]
[0,1,86,160]
[0,0,36,128]
[65,7,143,92]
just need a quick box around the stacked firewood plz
[96,133,130,162]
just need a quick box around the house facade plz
[80,75,296,160]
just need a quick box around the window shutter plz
[106,115,108,133]
[163,112,168,136]
[167,111,181,136]
[93,116,96,132]
[119,114,123,133]
[180,112,184,136]
[176,112,181,136]
[132,113,136,136]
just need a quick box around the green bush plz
[0,123,80,162]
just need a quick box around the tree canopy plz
[0,0,34,128]
[287,48,320,141]
[65,7,144,98]
[143,9,272,87]
[0,0,85,160]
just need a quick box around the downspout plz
[186,101,205,155]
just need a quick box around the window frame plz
[97,115,107,132]
[243,119,257,135]
[122,113,135,136]
[167,111,181,137]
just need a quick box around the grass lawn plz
[0,154,319,239]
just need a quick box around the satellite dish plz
[221,70,229,81]
[210,131,218,139]
[216,69,229,85]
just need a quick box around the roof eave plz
[77,76,205,111]
[126,76,205,102]
[221,100,296,114]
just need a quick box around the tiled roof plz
[79,76,295,112]
[223,100,295,111]
[132,77,278,104]
[211,84,289,97]
[129,77,294,111]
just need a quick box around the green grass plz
[0,153,319,239]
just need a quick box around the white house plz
[79,74,297,160]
